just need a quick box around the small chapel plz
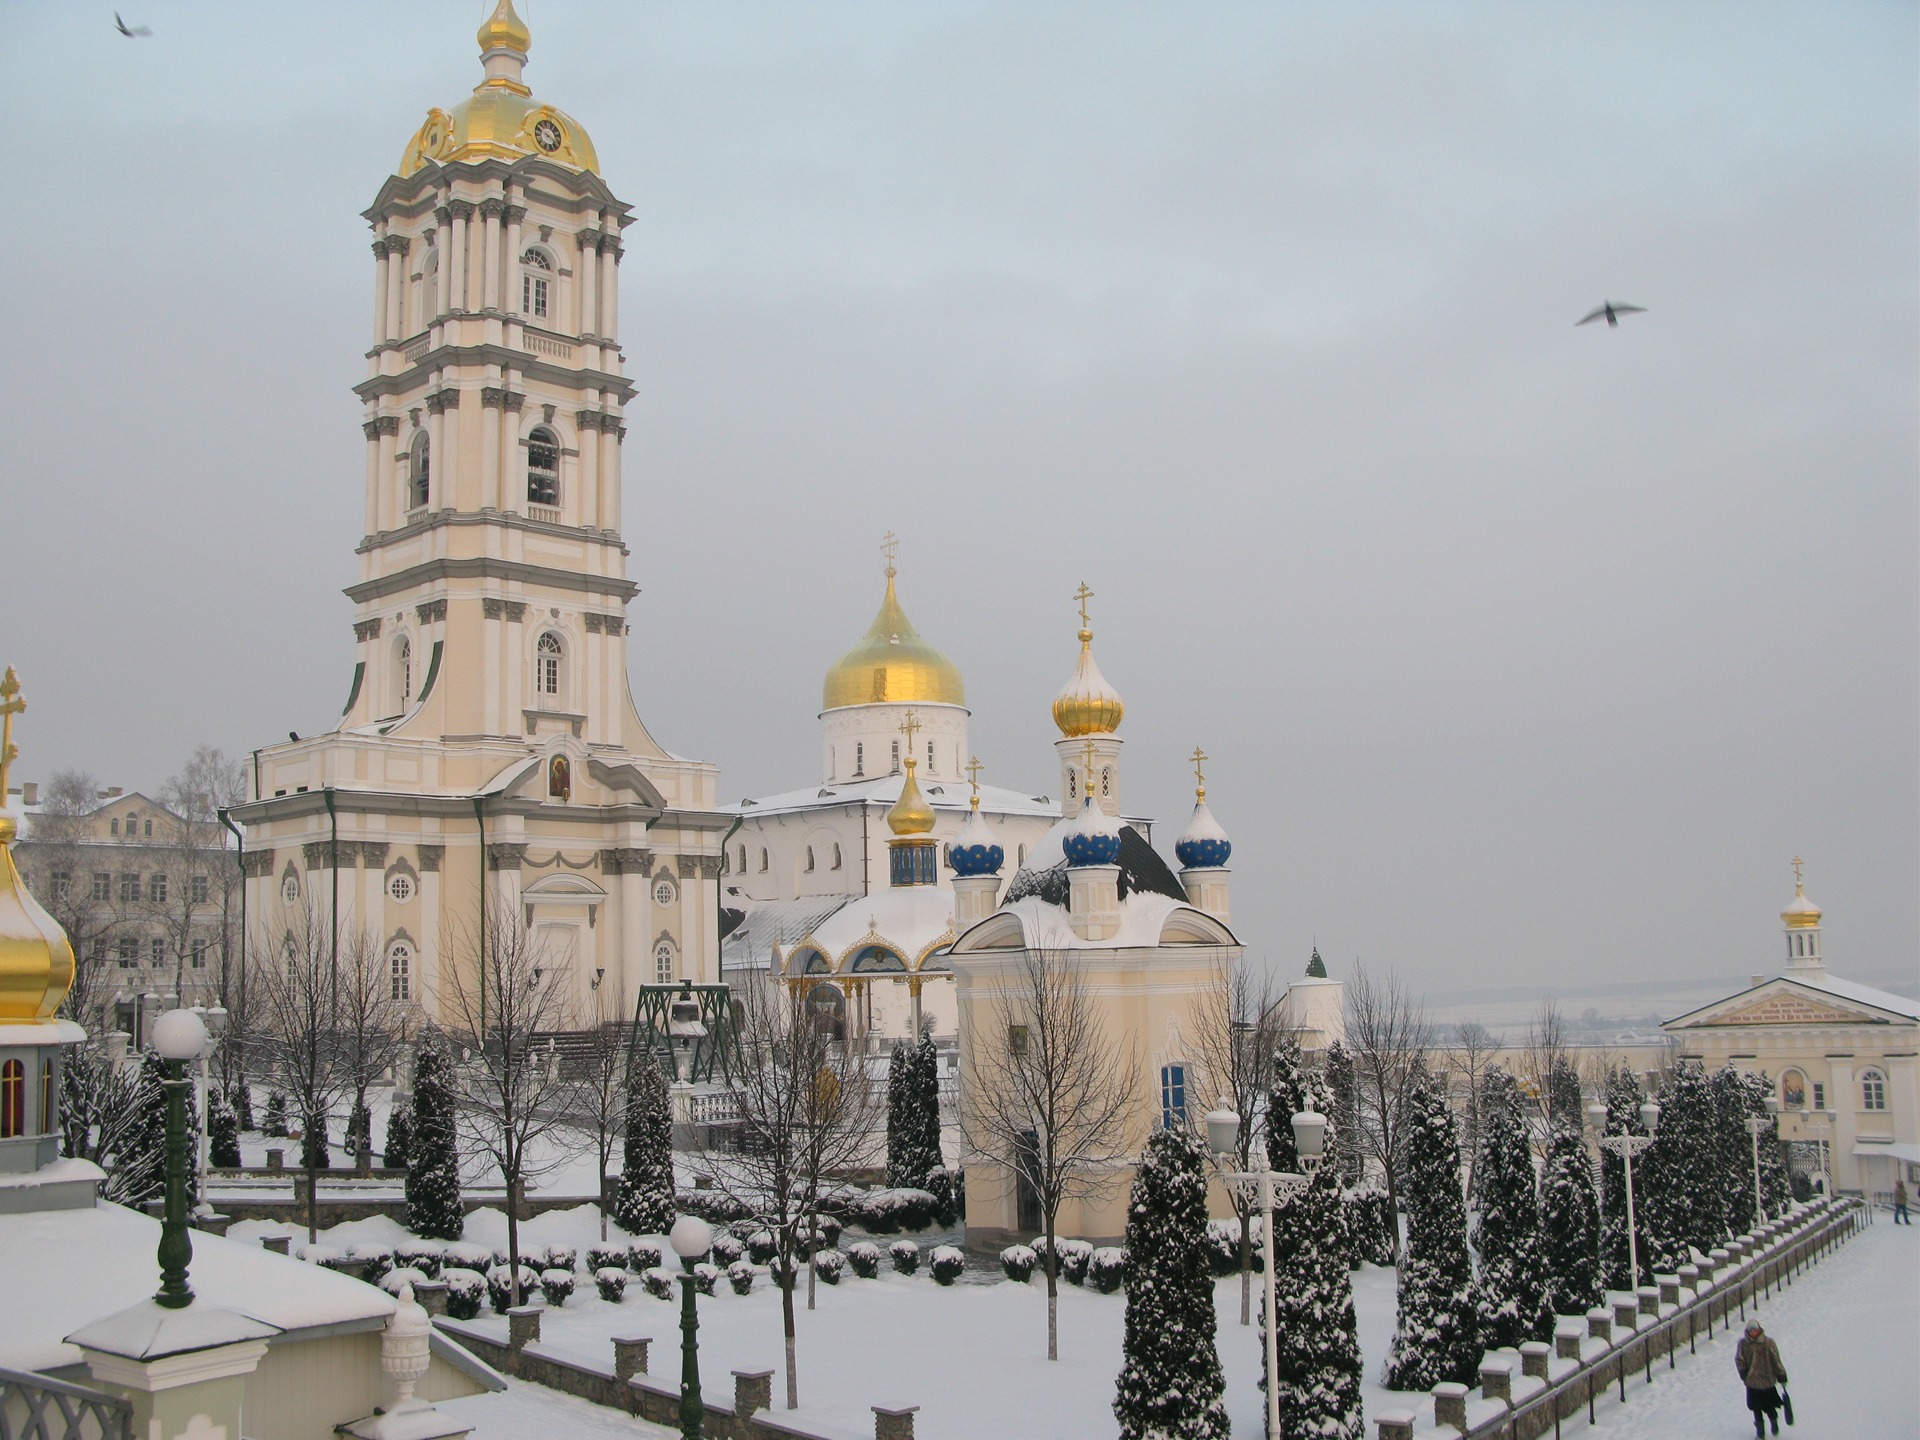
[233,2,731,1030]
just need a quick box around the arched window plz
[831,843,843,870]
[1068,769,1078,800]
[526,426,560,508]
[1862,1069,1887,1112]
[0,1060,22,1140]
[408,432,430,510]
[395,636,413,713]
[535,632,563,698]
[926,741,935,772]
[41,1059,54,1135]
[389,941,412,1001]
[758,848,768,872]
[521,247,552,319]
[804,846,815,872]
[854,742,865,776]
[738,845,747,874]
[1101,766,1113,798]
[654,941,675,985]
[420,248,439,324]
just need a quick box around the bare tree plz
[1190,954,1285,1325]
[1442,1020,1499,1199]
[333,927,405,1173]
[436,914,583,1306]
[250,902,360,1241]
[706,978,871,1409]
[1342,964,1431,1264]
[28,770,127,1030]
[149,747,246,1004]
[960,944,1132,1362]
[571,1011,630,1242]
[1521,998,1572,1133]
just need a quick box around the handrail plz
[0,1364,133,1440]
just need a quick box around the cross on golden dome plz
[898,709,922,750]
[1791,855,1804,888]
[0,668,22,807]
[882,530,899,578]
[965,755,984,808]
[1073,581,1094,634]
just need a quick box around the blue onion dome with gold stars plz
[1061,795,1123,868]
[946,795,1004,877]
[1175,795,1232,870]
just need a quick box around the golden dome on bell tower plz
[0,669,75,1024]
[1052,582,1124,737]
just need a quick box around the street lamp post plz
[1590,1098,1660,1290]
[669,1214,713,1440]
[189,1004,229,1218]
[1745,1094,1781,1230]
[1206,1099,1326,1440]
[151,1007,211,1308]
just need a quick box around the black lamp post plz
[151,1008,210,1309]
[669,1214,713,1439]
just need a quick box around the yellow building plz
[1664,865,1918,1201]
[231,3,729,1029]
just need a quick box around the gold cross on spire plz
[899,708,921,754]
[1081,736,1098,805]
[0,667,23,806]
[1791,855,1804,890]
[965,755,984,808]
[1073,581,1094,633]
[882,531,899,577]
[1189,746,1208,799]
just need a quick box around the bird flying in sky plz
[1576,301,1646,328]
[114,13,153,38]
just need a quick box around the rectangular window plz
[523,274,549,318]
[110,818,119,836]
[150,937,165,967]
[50,870,71,901]
[190,874,209,904]
[1812,1082,1826,1111]
[1863,1073,1887,1111]
[92,873,111,902]
[117,937,136,968]
[190,939,208,969]
[1008,1024,1029,1058]
[89,939,106,965]
[144,820,153,838]
[1161,1064,1187,1130]
[119,873,140,903]
[149,873,168,904]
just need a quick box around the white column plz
[599,239,619,341]
[600,414,622,532]
[575,229,598,336]
[575,410,600,528]
[372,238,390,345]
[481,389,502,512]
[426,385,445,513]
[504,195,524,318]
[449,204,470,314]
[363,420,382,535]
[387,238,409,342]
[439,390,461,511]
[481,199,503,312]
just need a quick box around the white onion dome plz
[1061,794,1123,868]
[946,798,1004,877]
[1175,794,1232,870]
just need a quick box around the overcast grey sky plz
[3,2,1914,999]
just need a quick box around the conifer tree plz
[230,1080,255,1133]
[262,1089,289,1138]
[209,1089,242,1169]
[885,1042,912,1187]
[1545,1058,1584,1131]
[1264,1036,1308,1175]
[1538,1112,1601,1319]
[1383,1060,1478,1390]
[1639,1061,1721,1270]
[116,1052,172,1207]
[1597,1067,1649,1289]
[404,1046,463,1239]
[1114,1127,1229,1440]
[1472,1068,1548,1346]
[612,1055,675,1235]
[1264,1070,1363,1440]
[1743,1071,1791,1220]
[910,1030,944,1183]
[1710,1063,1754,1232]
[383,1108,413,1170]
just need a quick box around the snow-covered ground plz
[231,1200,1915,1439]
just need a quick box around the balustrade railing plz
[0,1367,133,1440]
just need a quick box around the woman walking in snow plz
[1735,1323,1789,1438]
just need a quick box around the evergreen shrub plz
[692,1263,719,1297]
[395,1240,444,1278]
[542,1244,577,1273]
[709,1233,745,1267]
[263,1091,289,1138]
[349,1244,395,1285]
[1000,1244,1036,1282]
[888,1240,920,1274]
[383,1109,413,1170]
[1057,1239,1093,1286]
[442,1243,493,1273]
[612,1060,675,1236]
[380,1266,427,1298]
[813,1249,845,1285]
[930,1245,965,1285]
[209,1094,241,1168]
[726,1261,756,1295]
[744,1231,777,1264]
[486,1265,539,1312]
[443,1268,485,1320]
[595,1267,627,1302]
[628,1242,663,1273]
[642,1269,675,1301]
[1088,1247,1127,1294]
[847,1242,882,1279]
[539,1269,575,1306]
[586,1243,627,1273]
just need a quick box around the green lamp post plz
[151,1007,211,1309]
[668,1214,713,1439]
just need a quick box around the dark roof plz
[1002,825,1187,909]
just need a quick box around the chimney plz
[104,787,124,798]
[1750,974,1766,989]
[21,782,37,806]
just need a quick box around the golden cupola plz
[1052,583,1124,737]
[887,758,936,837]
[822,563,966,713]
[885,715,940,887]
[1781,859,1822,930]
[399,0,600,178]
[0,669,75,1024]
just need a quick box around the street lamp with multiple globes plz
[1744,1093,1781,1230]
[1589,1097,1660,1290]
[668,1213,714,1440]
[151,1007,212,1308]
[1205,1099,1327,1440]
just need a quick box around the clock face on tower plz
[532,118,563,153]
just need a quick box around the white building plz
[230,2,730,1030]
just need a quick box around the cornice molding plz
[344,554,637,605]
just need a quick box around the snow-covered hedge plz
[594,1267,628,1302]
[349,1243,394,1285]
[586,1243,627,1273]
[539,1268,575,1306]
[443,1242,493,1274]
[299,1244,343,1267]
[628,1242,663,1273]
[930,1245,965,1286]
[1088,1247,1126,1294]
[641,1268,676,1301]
[443,1267,485,1320]
[744,1230,778,1264]
[710,1232,746,1267]
[1057,1239,1093,1286]
[999,1244,1036,1282]
[380,1266,428,1299]
[395,1239,445,1279]
[726,1261,756,1295]
[767,1255,798,1286]
[847,1242,882,1279]
[813,1248,845,1285]
[542,1244,578,1274]
[926,1168,965,1227]
[486,1264,539,1313]
[849,1188,939,1235]
[888,1241,920,1275]
[812,1213,843,1250]
[674,1189,751,1224]
[692,1262,720,1297]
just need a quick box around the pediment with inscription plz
[1692,991,1876,1027]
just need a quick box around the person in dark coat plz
[1735,1323,1788,1437]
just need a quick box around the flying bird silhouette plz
[1576,301,1646,328]
[114,13,153,38]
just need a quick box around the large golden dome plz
[399,1,600,178]
[822,570,966,712]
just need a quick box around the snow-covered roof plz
[960,891,1237,952]
[732,774,1063,822]
[799,885,957,971]
[1789,971,1919,1021]
[719,895,853,973]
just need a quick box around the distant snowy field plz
[230,1157,1917,1438]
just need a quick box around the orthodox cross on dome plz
[0,667,23,804]
[1189,745,1208,800]
[1791,855,1804,889]
[1081,736,1098,794]
[898,708,921,754]
[965,754,983,807]
[1073,581,1094,633]
[882,531,899,578]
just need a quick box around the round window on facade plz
[281,873,300,905]
[388,872,416,904]
[653,878,676,907]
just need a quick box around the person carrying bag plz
[1735,1323,1790,1437]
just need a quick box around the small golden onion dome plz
[822,571,966,712]
[887,760,936,836]
[1782,879,1822,930]
[399,1,599,177]
[1052,627,1124,737]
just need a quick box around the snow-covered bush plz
[380,1266,428,1299]
[930,1245,965,1286]
[395,1239,445,1278]
[854,1188,939,1235]
[628,1242,663,1273]
[489,1246,513,1269]
[1341,1187,1395,1269]
[1089,1246,1127,1294]
[1204,1219,1242,1277]
[709,1233,745,1267]
[692,1262,720,1297]
[594,1267,627,1302]
[744,1230,777,1264]
[999,1244,1036,1282]
[539,1269,575,1306]
[813,1248,845,1285]
[586,1243,627,1273]
[847,1242,882,1279]
[674,1189,751,1224]
[888,1240,920,1275]
[442,1268,485,1320]
[262,1090,289,1137]
[1057,1239,1093,1286]
[349,1244,394,1285]
[811,1213,843,1250]
[767,1255,798,1287]
[726,1261,756,1295]
[641,1268,676,1301]
[443,1242,493,1274]
[486,1264,539,1313]
[300,1243,343,1267]
[542,1244,578,1274]
[927,1168,965,1228]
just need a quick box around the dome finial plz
[886,712,935,836]
[476,0,532,94]
[965,755,984,812]
[882,529,899,580]
[1052,581,1124,737]
[1175,744,1232,870]
[1781,856,1821,930]
[0,667,77,1022]
[947,756,1004,877]
[1189,745,1208,802]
